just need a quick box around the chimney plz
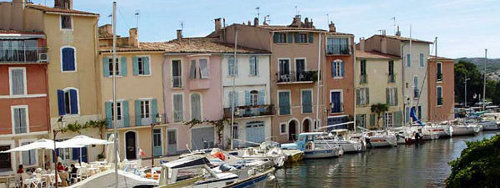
[223,18,226,28]
[254,17,259,26]
[247,21,251,25]
[359,37,365,51]
[291,15,301,27]
[54,0,72,9]
[304,17,309,27]
[395,26,401,37]
[328,21,336,32]
[129,28,139,48]
[214,18,221,32]
[310,19,314,28]
[176,29,182,40]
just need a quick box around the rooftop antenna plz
[256,7,260,20]
[134,10,140,30]
[327,13,330,24]
[391,17,396,34]
[295,5,299,16]
[180,21,184,30]
[264,15,271,24]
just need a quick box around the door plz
[246,122,265,147]
[172,60,182,87]
[153,129,162,157]
[295,59,305,81]
[330,91,342,113]
[233,125,239,148]
[167,130,177,155]
[125,132,137,160]
[0,145,11,171]
[191,127,215,150]
[288,120,297,141]
[303,119,311,132]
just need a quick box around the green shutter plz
[287,33,293,43]
[120,57,127,76]
[123,100,130,127]
[356,114,363,127]
[366,88,370,105]
[135,100,141,126]
[151,98,158,123]
[132,57,139,75]
[294,33,300,43]
[308,33,313,43]
[144,57,151,75]
[245,90,250,106]
[255,56,259,75]
[102,57,110,77]
[105,102,112,128]
[370,114,375,126]
[395,111,402,127]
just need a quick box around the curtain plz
[199,59,209,78]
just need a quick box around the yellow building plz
[355,49,403,129]
[98,26,166,161]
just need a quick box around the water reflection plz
[271,131,498,187]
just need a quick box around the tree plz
[446,135,500,187]
[370,103,388,129]
[454,60,483,105]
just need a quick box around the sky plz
[32,0,500,58]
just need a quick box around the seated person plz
[17,164,24,174]
[70,164,78,183]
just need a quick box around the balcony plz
[224,104,274,118]
[277,71,318,84]
[326,45,352,55]
[171,76,182,88]
[189,79,210,90]
[388,74,395,83]
[0,47,48,63]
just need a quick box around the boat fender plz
[212,151,226,161]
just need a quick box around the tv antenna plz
[256,7,260,20]
[295,5,299,16]
[264,15,271,24]
[391,17,396,34]
[135,10,140,29]
[180,21,184,30]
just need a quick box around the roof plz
[356,50,400,59]
[428,55,454,61]
[371,34,433,44]
[99,37,270,54]
[0,30,45,39]
[256,25,325,32]
[26,4,98,16]
[326,31,354,36]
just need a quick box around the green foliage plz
[184,118,230,148]
[370,103,388,128]
[63,120,107,134]
[455,60,483,105]
[446,135,500,188]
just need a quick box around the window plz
[199,59,209,78]
[414,76,419,98]
[278,59,290,79]
[437,86,443,106]
[190,93,202,120]
[111,102,122,121]
[327,37,349,55]
[232,126,238,139]
[61,47,76,71]
[0,40,39,62]
[295,59,306,80]
[437,62,443,81]
[0,145,12,171]
[360,59,367,83]
[173,94,183,122]
[384,112,394,128]
[249,56,258,76]
[20,141,36,166]
[228,56,238,76]
[420,53,424,67]
[9,67,26,95]
[295,33,308,43]
[140,100,150,119]
[134,56,151,76]
[278,91,291,115]
[388,60,395,83]
[228,91,239,107]
[57,88,79,115]
[331,60,344,78]
[108,58,120,76]
[387,88,397,106]
[356,88,369,106]
[60,15,72,29]
[302,90,313,113]
[250,90,258,106]
[330,91,343,113]
[172,60,182,88]
[12,106,28,134]
[407,54,411,67]
[356,114,366,128]
[153,129,161,149]
[167,130,177,144]
[106,101,128,128]
[273,33,287,43]
[280,123,287,134]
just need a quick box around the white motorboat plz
[282,132,343,159]
[318,129,365,153]
[450,120,482,136]
[478,113,500,131]
[364,131,397,148]
[233,141,286,168]
[70,169,158,188]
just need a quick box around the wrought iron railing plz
[0,47,48,63]
[277,71,318,83]
[224,104,274,118]
[172,76,182,88]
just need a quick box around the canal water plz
[270,131,498,188]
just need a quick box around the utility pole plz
[112,2,118,187]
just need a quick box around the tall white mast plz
[315,32,322,130]
[112,2,118,187]
[230,28,238,150]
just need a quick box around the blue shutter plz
[69,89,78,114]
[120,57,127,76]
[308,33,314,43]
[273,33,279,43]
[249,57,256,76]
[407,54,411,67]
[103,57,110,77]
[255,56,259,75]
[105,102,112,128]
[245,90,250,106]
[62,48,75,71]
[234,91,239,107]
[287,33,293,43]
[82,147,88,163]
[123,100,130,127]
[144,57,151,75]
[228,57,234,76]
[331,61,336,77]
[135,100,141,126]
[57,90,65,116]
[72,148,80,161]
[341,61,345,77]
[258,90,265,105]
[132,57,139,75]
[151,99,158,123]
[234,58,238,76]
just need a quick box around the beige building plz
[354,49,403,129]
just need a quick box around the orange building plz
[427,56,455,122]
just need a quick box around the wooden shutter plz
[394,88,398,105]
[144,57,151,75]
[102,57,110,77]
[245,90,250,106]
[132,57,139,75]
[255,56,259,75]
[250,56,256,76]
[105,102,112,128]
[151,98,158,123]
[123,100,130,127]
[394,111,402,127]
[308,33,313,43]
[386,88,390,105]
[135,100,141,126]
[258,90,265,105]
[190,60,197,79]
[366,88,370,104]
[57,90,66,116]
[356,89,360,105]
[69,89,78,114]
[370,114,375,126]
[287,33,293,43]
[62,48,75,71]
[120,57,127,76]
[273,33,279,43]
[341,61,345,77]
[331,61,336,77]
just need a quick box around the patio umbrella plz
[59,135,112,164]
[105,134,120,165]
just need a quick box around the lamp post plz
[54,116,65,188]
[151,113,162,168]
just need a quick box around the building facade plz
[427,56,455,122]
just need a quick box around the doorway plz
[288,120,298,141]
[125,131,137,160]
[303,119,311,132]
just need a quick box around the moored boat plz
[282,132,343,159]
[364,131,397,148]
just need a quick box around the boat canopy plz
[162,155,210,169]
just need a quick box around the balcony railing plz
[437,73,443,82]
[224,104,274,118]
[172,76,182,88]
[326,45,351,55]
[0,47,48,63]
[277,71,318,83]
[388,74,395,83]
[360,74,367,84]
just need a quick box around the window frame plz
[111,101,123,121]
[277,90,292,116]
[11,105,29,135]
[107,57,121,77]
[60,46,77,72]
[384,112,394,128]
[301,89,313,114]
[249,56,258,76]
[172,93,184,122]
[296,33,308,43]
[437,86,443,106]
[198,58,209,79]
[358,88,368,106]
[280,123,287,135]
[140,99,151,119]
[62,87,80,116]
[250,90,259,106]
[326,37,350,55]
[189,92,203,121]
[60,15,73,31]
[437,62,443,82]
[388,87,397,106]
[332,59,344,78]
[278,58,291,77]
[275,33,287,43]
[329,90,344,113]
[8,67,27,96]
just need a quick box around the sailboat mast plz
[230,28,238,150]
[112,2,118,187]
[315,32,321,131]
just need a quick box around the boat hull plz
[451,125,480,136]
[303,149,341,159]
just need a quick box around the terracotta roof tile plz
[356,50,400,59]
[26,4,98,16]
[373,34,433,44]
[428,56,454,61]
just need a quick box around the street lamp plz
[151,113,162,168]
[54,116,66,188]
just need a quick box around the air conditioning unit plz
[38,53,48,62]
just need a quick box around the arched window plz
[250,90,258,106]
[190,93,202,120]
[61,46,76,71]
